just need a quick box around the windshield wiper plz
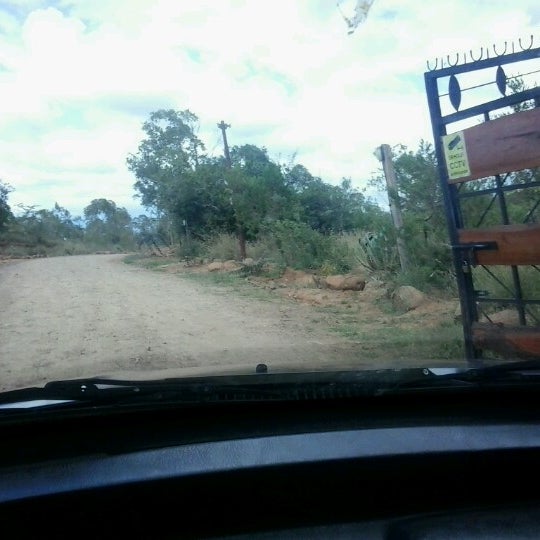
[389,360,540,393]
[0,369,433,411]
[1,362,540,412]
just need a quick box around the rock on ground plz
[223,260,241,271]
[207,261,224,272]
[480,308,521,326]
[207,260,242,272]
[324,275,366,291]
[281,268,317,288]
[392,285,426,311]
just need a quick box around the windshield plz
[1,1,539,393]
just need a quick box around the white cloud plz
[0,0,539,214]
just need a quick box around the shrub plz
[176,237,204,259]
[334,231,397,274]
[262,220,352,272]
[245,236,282,262]
[203,233,238,261]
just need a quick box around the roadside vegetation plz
[123,108,462,295]
[3,98,538,323]
[0,192,136,258]
[123,101,539,301]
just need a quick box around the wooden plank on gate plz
[458,223,540,265]
[473,322,540,359]
[443,107,540,184]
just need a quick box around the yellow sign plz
[442,131,471,180]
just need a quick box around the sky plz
[0,0,539,217]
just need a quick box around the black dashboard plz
[1,387,540,538]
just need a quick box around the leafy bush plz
[203,233,238,261]
[338,230,398,273]
[176,237,204,259]
[261,220,352,272]
[245,236,282,262]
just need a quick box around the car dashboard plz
[1,387,540,538]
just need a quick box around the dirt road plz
[0,255,364,391]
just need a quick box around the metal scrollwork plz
[470,47,484,62]
[493,42,508,57]
[426,35,536,71]
[447,53,460,67]
[426,58,439,71]
[519,35,534,51]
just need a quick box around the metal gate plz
[424,39,540,365]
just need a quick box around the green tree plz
[128,112,301,257]
[132,215,159,244]
[50,203,83,240]
[127,109,205,211]
[282,163,315,192]
[127,109,394,260]
[166,161,235,240]
[225,145,297,258]
[0,180,13,233]
[283,165,384,234]
[13,205,79,246]
[84,199,134,247]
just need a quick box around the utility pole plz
[374,144,410,272]
[217,121,232,168]
[217,120,246,259]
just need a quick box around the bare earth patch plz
[141,257,464,364]
[0,254,464,392]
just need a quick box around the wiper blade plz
[0,380,142,410]
[0,370,437,410]
[44,379,142,400]
[1,363,540,412]
[390,360,540,394]
[0,375,323,410]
